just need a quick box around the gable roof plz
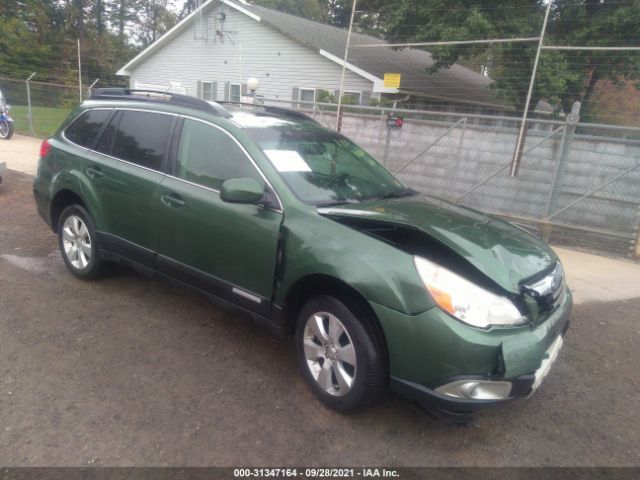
[117,0,504,109]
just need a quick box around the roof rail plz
[218,101,319,124]
[263,105,319,124]
[90,88,232,118]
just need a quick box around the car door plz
[156,117,283,316]
[85,109,177,267]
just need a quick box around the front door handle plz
[86,166,104,179]
[161,192,187,208]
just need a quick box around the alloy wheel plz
[62,215,92,270]
[303,311,357,396]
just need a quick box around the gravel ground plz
[0,169,639,467]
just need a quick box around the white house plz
[117,0,504,112]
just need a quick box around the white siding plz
[128,6,374,103]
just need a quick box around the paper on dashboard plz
[264,150,312,172]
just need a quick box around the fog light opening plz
[436,380,512,400]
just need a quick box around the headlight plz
[413,256,527,329]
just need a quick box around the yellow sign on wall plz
[383,73,401,88]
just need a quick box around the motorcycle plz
[0,89,14,140]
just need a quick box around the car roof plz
[85,88,319,130]
[221,103,319,129]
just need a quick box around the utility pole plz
[335,0,358,132]
[77,38,83,102]
[509,0,552,177]
[26,72,36,136]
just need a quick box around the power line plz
[351,37,541,48]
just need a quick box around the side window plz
[111,111,174,170]
[176,119,262,191]
[95,111,120,155]
[202,81,213,100]
[65,109,111,148]
[229,83,241,102]
[299,88,315,104]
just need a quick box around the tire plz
[295,294,385,412]
[0,120,12,140]
[57,204,106,280]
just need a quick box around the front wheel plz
[295,294,385,412]
[0,120,13,140]
[57,205,106,279]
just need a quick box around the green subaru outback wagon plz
[34,89,571,421]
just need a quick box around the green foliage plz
[358,0,640,117]
[251,0,357,28]
[9,105,72,138]
[367,96,395,107]
[252,0,328,22]
[316,89,336,103]
[324,0,352,28]
[340,93,357,105]
[0,0,175,87]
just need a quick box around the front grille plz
[522,263,565,313]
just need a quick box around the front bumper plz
[371,289,572,418]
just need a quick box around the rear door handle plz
[86,166,104,179]
[161,192,187,208]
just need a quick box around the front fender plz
[277,207,433,315]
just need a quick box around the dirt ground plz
[0,168,639,467]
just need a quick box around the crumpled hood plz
[318,195,558,294]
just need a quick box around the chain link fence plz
[0,76,86,138]
[265,98,640,259]
[1,73,638,258]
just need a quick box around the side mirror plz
[220,177,264,204]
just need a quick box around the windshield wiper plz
[315,199,360,207]
[380,188,416,199]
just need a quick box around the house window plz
[298,88,316,105]
[342,91,362,105]
[230,83,241,102]
[201,81,213,100]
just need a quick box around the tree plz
[132,0,179,46]
[357,0,640,119]
[324,0,351,28]
[549,0,640,117]
[0,1,64,79]
[251,0,328,22]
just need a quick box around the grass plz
[8,105,73,138]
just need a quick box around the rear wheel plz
[57,205,105,279]
[0,120,12,140]
[295,294,385,412]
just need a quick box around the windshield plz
[245,125,409,205]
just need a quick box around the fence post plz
[510,0,552,177]
[25,72,36,136]
[634,205,640,259]
[541,102,581,239]
[457,117,467,157]
[378,108,386,163]
[87,78,99,98]
[383,120,392,167]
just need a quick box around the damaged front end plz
[317,195,564,325]
[317,197,572,420]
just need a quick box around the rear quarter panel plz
[34,134,104,231]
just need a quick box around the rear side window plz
[95,111,119,155]
[64,109,111,148]
[111,111,174,170]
